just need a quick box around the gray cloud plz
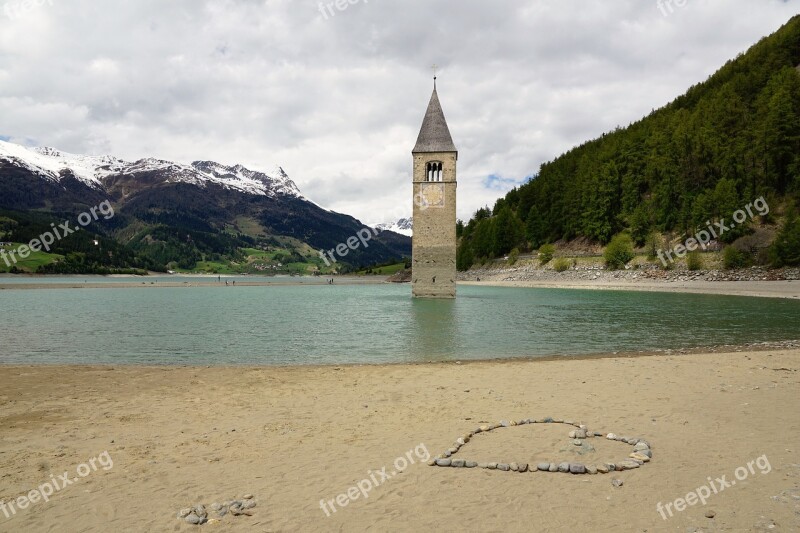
[0,0,797,224]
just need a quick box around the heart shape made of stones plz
[429,417,652,475]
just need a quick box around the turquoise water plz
[0,281,798,365]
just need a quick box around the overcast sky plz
[0,1,798,224]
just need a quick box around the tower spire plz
[431,64,438,89]
[412,79,457,154]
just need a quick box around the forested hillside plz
[458,16,800,270]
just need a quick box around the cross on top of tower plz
[431,64,438,87]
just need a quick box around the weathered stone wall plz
[412,152,457,298]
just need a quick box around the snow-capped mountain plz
[0,140,303,199]
[373,217,412,237]
[0,138,412,271]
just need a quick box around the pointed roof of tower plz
[412,87,457,153]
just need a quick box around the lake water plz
[1,280,799,365]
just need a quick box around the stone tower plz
[411,81,457,299]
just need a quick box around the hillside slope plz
[458,16,800,268]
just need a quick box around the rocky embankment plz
[458,263,800,284]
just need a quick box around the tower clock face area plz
[420,182,445,208]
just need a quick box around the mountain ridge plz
[0,140,410,274]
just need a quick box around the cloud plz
[0,0,797,224]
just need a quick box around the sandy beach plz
[1,348,798,532]
[461,279,800,300]
[0,275,387,291]
[2,274,800,301]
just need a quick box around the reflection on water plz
[410,298,457,361]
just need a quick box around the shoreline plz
[461,278,800,299]
[0,276,387,290]
[1,340,797,370]
[2,275,800,298]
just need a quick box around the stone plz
[243,500,256,509]
[543,417,554,423]
[569,430,577,439]
[597,464,609,474]
[518,463,528,473]
[538,463,551,471]
[637,449,653,458]
[548,464,559,472]
[553,419,564,423]
[177,508,192,519]
[435,458,452,467]
[193,506,207,518]
[705,510,716,519]
[569,464,587,474]
[243,494,254,500]
[607,433,618,440]
[573,439,582,446]
[633,442,650,452]
[612,478,624,488]
[480,425,490,432]
[185,513,203,525]
[487,462,498,470]
[217,508,228,518]
[465,461,477,468]
[500,420,510,427]
[564,420,574,426]
[621,461,640,470]
[558,462,570,473]
[456,438,465,446]
[587,465,598,475]
[497,463,510,471]
[631,453,650,463]
[448,447,458,454]
[575,429,587,439]
[210,503,223,512]
[477,463,489,469]
[509,462,519,472]
[443,451,451,458]
[593,432,604,437]
[451,459,465,468]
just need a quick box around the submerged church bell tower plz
[411,77,457,299]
